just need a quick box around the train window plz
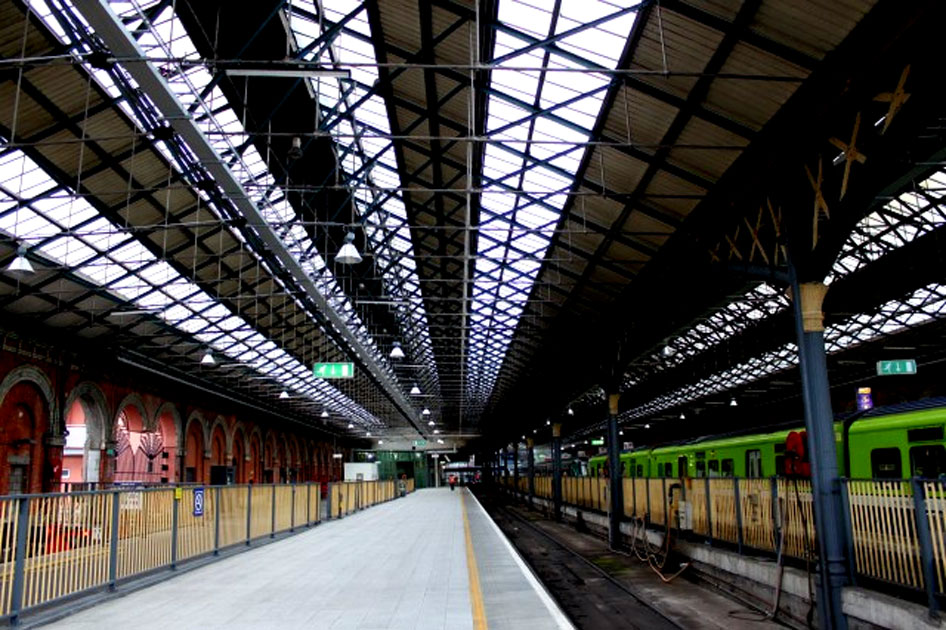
[775,456,785,476]
[870,448,902,479]
[656,463,663,476]
[695,460,706,477]
[636,465,643,477]
[746,450,763,477]
[721,459,734,477]
[708,460,720,476]
[678,456,688,478]
[910,446,946,478]
[908,427,944,443]
[665,463,674,478]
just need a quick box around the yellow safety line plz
[461,489,488,630]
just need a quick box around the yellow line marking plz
[461,489,488,630]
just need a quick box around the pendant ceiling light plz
[321,409,329,418]
[335,231,362,265]
[389,341,405,360]
[410,384,421,395]
[421,408,430,416]
[279,391,289,399]
[5,246,35,277]
[200,350,215,365]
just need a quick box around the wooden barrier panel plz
[21,492,113,609]
[117,489,172,579]
[219,486,248,548]
[0,498,19,616]
[176,487,215,562]
[847,480,922,590]
[779,479,816,561]
[274,486,293,533]
[249,486,273,538]
[740,479,776,552]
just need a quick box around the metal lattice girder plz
[0,0,416,433]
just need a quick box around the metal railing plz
[512,474,946,614]
[0,479,412,623]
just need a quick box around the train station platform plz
[34,488,572,630]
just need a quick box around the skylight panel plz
[285,4,444,398]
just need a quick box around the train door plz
[677,456,688,478]
[746,450,762,477]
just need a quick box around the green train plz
[587,399,946,480]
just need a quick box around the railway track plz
[475,490,683,630]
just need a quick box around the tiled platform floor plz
[38,488,572,630]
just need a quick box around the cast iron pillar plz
[527,438,535,507]
[607,393,625,550]
[790,276,849,630]
[552,423,563,521]
[513,442,520,500]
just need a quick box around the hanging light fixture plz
[436,438,444,444]
[366,431,372,437]
[433,429,440,435]
[546,419,551,426]
[427,420,435,427]
[279,391,289,399]
[567,407,574,416]
[410,384,421,395]
[335,231,362,265]
[679,412,686,420]
[200,350,215,365]
[347,422,354,429]
[389,341,405,360]
[5,246,35,277]
[378,440,384,445]
[729,397,738,407]
[619,430,624,436]
[422,408,431,416]
[287,136,303,160]
[644,423,651,429]
[321,409,329,418]
[661,344,676,358]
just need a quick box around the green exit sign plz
[313,362,355,379]
[876,359,917,376]
[590,439,604,446]
[413,440,427,447]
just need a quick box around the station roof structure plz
[2,0,945,451]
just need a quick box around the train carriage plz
[588,397,946,480]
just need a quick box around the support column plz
[527,438,535,507]
[513,442,520,500]
[608,393,624,550]
[552,423,563,521]
[791,278,849,630]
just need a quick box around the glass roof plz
[0,143,379,425]
[620,280,946,424]
[621,164,946,395]
[18,0,392,427]
[287,0,442,406]
[467,1,638,413]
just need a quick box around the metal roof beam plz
[74,0,422,434]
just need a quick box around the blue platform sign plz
[193,487,204,517]
[856,387,873,411]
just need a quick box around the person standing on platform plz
[449,474,457,491]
